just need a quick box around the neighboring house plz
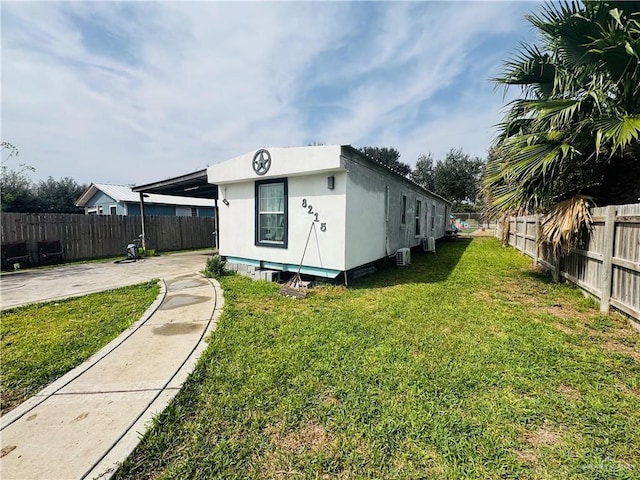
[75,184,215,217]
[206,145,452,279]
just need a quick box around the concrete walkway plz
[0,250,215,310]
[0,253,224,480]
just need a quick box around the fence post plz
[600,205,617,313]
[139,192,147,253]
[551,253,560,283]
[533,215,540,266]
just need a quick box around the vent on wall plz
[396,248,411,266]
[422,237,436,253]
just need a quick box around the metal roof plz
[132,169,218,199]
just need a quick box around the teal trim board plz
[226,257,341,279]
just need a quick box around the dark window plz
[415,200,421,236]
[432,204,436,230]
[255,178,288,248]
[401,194,407,225]
[191,207,198,217]
[110,206,117,216]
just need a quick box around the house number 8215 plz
[302,199,326,232]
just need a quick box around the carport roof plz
[132,169,218,200]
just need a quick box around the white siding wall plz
[218,172,348,271]
[210,145,343,183]
[344,153,450,270]
[211,145,451,275]
[344,160,389,270]
[218,181,254,256]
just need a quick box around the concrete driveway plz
[0,249,223,479]
[0,250,215,309]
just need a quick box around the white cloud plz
[1,1,536,185]
[316,1,534,160]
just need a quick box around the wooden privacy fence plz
[504,203,639,322]
[1,213,216,262]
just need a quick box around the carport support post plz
[213,198,219,250]
[139,192,147,254]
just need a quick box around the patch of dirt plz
[557,385,581,401]
[270,420,336,454]
[499,281,542,307]
[609,327,638,339]
[500,279,602,326]
[523,423,563,447]
[258,450,295,479]
[313,285,348,299]
[515,449,538,464]
[616,381,640,399]
[542,304,586,321]
[551,311,639,344]
[603,341,640,361]
[553,322,578,335]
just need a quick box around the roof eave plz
[75,183,100,207]
[341,145,453,205]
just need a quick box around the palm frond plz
[541,195,595,255]
[486,0,640,215]
[594,115,640,151]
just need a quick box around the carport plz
[132,169,219,250]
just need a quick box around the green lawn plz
[0,281,160,414]
[117,238,640,479]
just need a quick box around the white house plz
[207,145,452,280]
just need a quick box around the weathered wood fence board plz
[503,203,639,323]
[1,213,216,262]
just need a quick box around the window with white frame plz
[255,178,288,247]
[415,199,421,236]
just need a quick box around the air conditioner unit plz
[396,248,411,266]
[422,237,436,253]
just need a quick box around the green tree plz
[359,146,412,177]
[484,1,640,248]
[35,177,87,214]
[0,169,36,212]
[434,148,484,209]
[1,142,87,213]
[1,142,37,212]
[410,153,435,191]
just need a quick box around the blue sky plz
[1,1,538,186]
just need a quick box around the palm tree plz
[484,1,640,251]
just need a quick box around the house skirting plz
[225,256,342,279]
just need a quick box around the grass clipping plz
[541,195,594,255]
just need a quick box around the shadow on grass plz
[350,237,473,289]
[522,264,555,284]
